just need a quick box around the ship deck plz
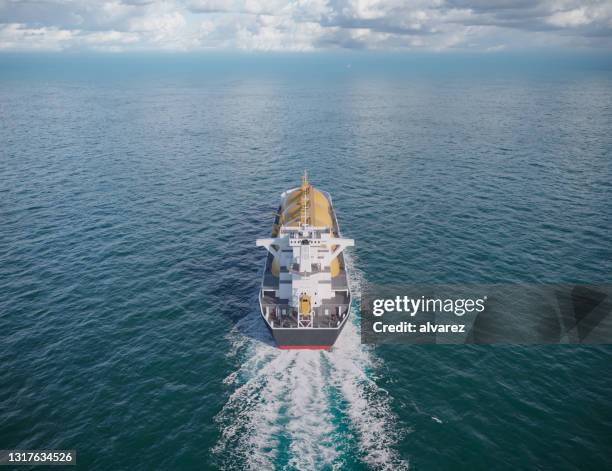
[259,190,351,329]
[262,252,349,291]
[261,290,350,329]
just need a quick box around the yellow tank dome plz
[270,176,340,277]
[279,188,333,229]
[271,256,280,277]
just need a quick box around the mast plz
[300,170,310,227]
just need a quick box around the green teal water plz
[1,54,611,470]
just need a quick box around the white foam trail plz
[327,258,408,470]
[286,351,340,469]
[213,254,409,470]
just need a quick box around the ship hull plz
[257,183,353,350]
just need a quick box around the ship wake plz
[212,261,408,470]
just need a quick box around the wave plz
[212,257,408,470]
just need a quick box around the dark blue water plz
[1,53,611,470]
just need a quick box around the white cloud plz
[547,7,595,27]
[0,0,611,52]
[129,11,186,38]
[83,30,140,44]
[0,23,76,51]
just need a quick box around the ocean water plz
[1,53,611,470]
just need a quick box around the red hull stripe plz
[278,345,331,350]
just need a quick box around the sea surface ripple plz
[1,55,611,469]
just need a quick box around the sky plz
[0,0,611,53]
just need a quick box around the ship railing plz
[264,303,350,328]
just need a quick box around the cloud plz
[0,23,76,51]
[547,8,591,27]
[129,11,186,44]
[0,0,611,52]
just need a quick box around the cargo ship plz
[256,173,354,349]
